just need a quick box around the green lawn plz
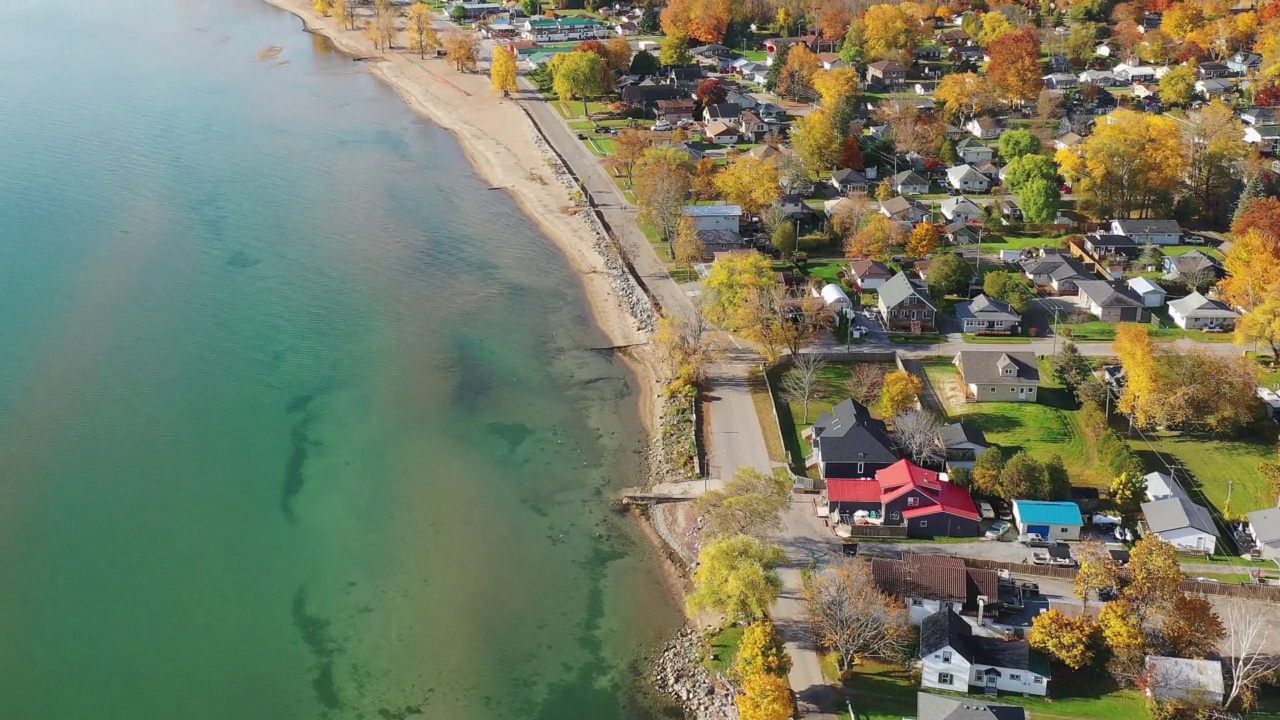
[979,233,1070,251]
[770,361,893,474]
[1130,432,1276,521]
[1161,244,1224,261]
[962,335,1035,343]
[701,624,744,676]
[552,99,616,119]
[888,332,946,345]
[741,49,769,61]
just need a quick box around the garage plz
[1012,500,1084,541]
[1025,524,1051,538]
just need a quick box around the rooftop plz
[1013,500,1084,526]
[680,204,742,217]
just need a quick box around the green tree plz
[936,136,959,166]
[1019,177,1061,224]
[1110,472,1147,524]
[1159,64,1197,107]
[983,271,1036,313]
[639,3,660,34]
[972,446,1006,496]
[764,45,789,93]
[998,451,1046,499]
[553,51,605,116]
[1044,455,1071,500]
[629,49,659,75]
[999,129,1042,160]
[1003,154,1057,192]
[686,535,786,621]
[772,222,798,255]
[659,35,692,66]
[521,0,540,16]
[1052,341,1094,397]
[927,253,972,298]
[694,468,792,540]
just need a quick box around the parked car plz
[651,122,672,132]
[978,502,995,521]
[1184,234,1206,245]
[1097,587,1118,601]
[985,520,1012,540]
[1019,533,1057,547]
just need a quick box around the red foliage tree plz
[1178,41,1206,63]
[1233,197,1280,239]
[1261,0,1280,24]
[1257,84,1280,107]
[696,78,729,106]
[574,40,616,90]
[839,134,865,171]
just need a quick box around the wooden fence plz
[960,558,1081,581]
[843,525,910,539]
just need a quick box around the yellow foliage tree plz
[703,251,777,330]
[978,11,1014,46]
[733,621,793,680]
[736,671,794,720]
[844,214,901,261]
[673,217,707,274]
[1073,540,1120,604]
[793,109,842,173]
[934,72,994,121]
[863,4,918,59]
[906,223,940,258]
[442,30,480,72]
[406,3,441,58]
[714,155,782,217]
[314,0,333,16]
[1236,286,1280,359]
[1028,609,1098,670]
[1125,535,1185,613]
[1099,599,1147,661]
[1115,323,1161,428]
[777,45,821,100]
[1054,109,1188,220]
[1221,229,1280,311]
[332,0,355,29]
[686,535,785,620]
[490,47,518,96]
[1161,3,1204,39]
[880,370,923,418]
[813,67,861,110]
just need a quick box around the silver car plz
[985,520,1012,540]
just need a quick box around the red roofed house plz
[825,459,981,538]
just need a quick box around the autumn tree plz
[442,30,480,72]
[633,147,694,246]
[1182,101,1248,225]
[490,47,518,97]
[1221,228,1280,311]
[1125,535,1184,614]
[838,134,864,171]
[714,155,782,217]
[703,251,776,330]
[777,45,821,100]
[314,0,332,16]
[737,671,793,720]
[1055,109,1188,219]
[1157,594,1223,659]
[733,621,792,680]
[405,3,439,58]
[1029,609,1098,670]
[609,128,652,178]
[1099,599,1147,669]
[875,100,942,155]
[652,308,714,391]
[818,2,855,41]
[692,157,720,201]
[781,353,828,423]
[988,30,1044,104]
[695,467,792,539]
[978,11,1014,46]
[1237,286,1280,360]
[972,446,1006,497]
[660,0,692,39]
[804,559,913,672]
[659,35,693,66]
[333,0,356,29]
[1115,322,1161,427]
[696,78,728,106]
[686,535,786,621]
[906,222,940,257]
[672,216,707,274]
[934,72,993,122]
[879,370,922,418]
[1158,64,1197,107]
[1161,2,1204,39]
[844,214,902,261]
[863,4,919,60]
[553,51,604,116]
[793,109,841,173]
[746,288,834,361]
[847,363,887,406]
[1074,540,1121,604]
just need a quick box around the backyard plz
[767,359,894,475]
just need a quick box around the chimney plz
[977,595,987,625]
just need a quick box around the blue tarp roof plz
[1014,500,1083,526]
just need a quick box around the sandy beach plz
[262,0,664,431]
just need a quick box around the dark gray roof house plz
[956,295,1020,328]
[1076,280,1149,322]
[916,693,1027,720]
[939,422,988,449]
[879,272,936,312]
[808,399,899,478]
[954,351,1039,386]
[1162,250,1222,280]
[1142,497,1219,537]
[920,608,1051,677]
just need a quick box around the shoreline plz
[261,0,689,591]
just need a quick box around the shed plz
[1144,656,1225,706]
[815,283,854,312]
[1012,500,1083,541]
[1126,277,1166,308]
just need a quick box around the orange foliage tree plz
[987,29,1043,103]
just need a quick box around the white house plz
[891,170,931,195]
[1110,218,1182,245]
[1113,63,1157,82]
[956,137,995,163]
[955,295,1020,334]
[1244,124,1280,152]
[1127,277,1166,308]
[945,165,990,193]
[1167,291,1238,330]
[920,609,1050,697]
[679,204,742,233]
[1141,497,1219,554]
[1012,500,1083,541]
[1144,471,1187,502]
[939,196,983,223]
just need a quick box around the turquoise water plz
[0,1,680,718]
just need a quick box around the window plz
[937,672,953,685]
[1060,527,1069,533]
[1011,387,1016,392]
[941,651,952,664]
[1033,677,1043,684]
[912,598,924,606]
[920,520,928,527]
[857,462,864,474]
[1010,674,1021,681]
[990,388,996,393]
[891,512,900,520]
[907,497,919,507]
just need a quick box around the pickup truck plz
[1018,533,1057,548]
[1032,552,1076,567]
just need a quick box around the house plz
[1053,132,1083,150]
[1196,78,1233,97]
[666,64,705,85]
[881,196,932,225]
[916,693,1027,720]
[621,82,685,115]
[1241,107,1278,126]
[775,193,810,220]
[849,259,894,290]
[654,99,695,124]
[680,204,742,233]
[946,221,981,245]
[1127,277,1166,308]
[1162,250,1222,282]
[954,351,1040,403]
[867,60,908,89]
[939,196,984,224]
[1082,233,1140,261]
[996,199,1022,221]
[703,103,742,124]
[739,110,769,141]
[689,43,731,58]
[920,609,1051,696]
[955,137,995,163]
[951,43,984,61]
[939,29,970,44]
[1167,291,1238,330]
[1141,497,1219,554]
[1132,82,1160,100]
[614,20,639,36]
[1113,63,1157,83]
[1079,69,1118,86]
[891,170,931,195]
[955,295,1020,335]
[1012,500,1083,541]
[1144,471,1186,502]
[830,167,868,194]
[1198,61,1232,79]
[973,160,1000,181]
[871,555,999,623]
[704,120,740,143]
[817,52,847,70]
[806,399,899,479]
[520,17,609,42]
[1228,51,1263,75]
[878,272,937,331]
[1144,657,1225,706]
[966,117,1002,140]
[1043,73,1078,90]
[1247,508,1280,561]
[938,422,990,470]
[946,165,990,193]
[1076,280,1150,323]
[1110,218,1182,245]
[1021,253,1090,294]
[1244,123,1280,152]
[877,460,983,537]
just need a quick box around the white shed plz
[815,283,854,312]
[1126,276,1166,308]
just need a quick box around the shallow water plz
[0,1,681,717]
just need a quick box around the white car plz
[985,520,1012,540]
[651,122,672,132]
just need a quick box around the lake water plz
[0,1,681,717]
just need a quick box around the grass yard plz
[552,99,615,119]
[963,335,1035,343]
[748,367,787,464]
[888,332,946,345]
[769,361,894,474]
[701,624,744,676]
[920,358,1109,487]
[1130,432,1276,520]
[1161,244,1224,261]
[981,234,1069,251]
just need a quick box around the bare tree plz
[891,409,943,466]
[1179,265,1217,295]
[804,559,913,672]
[760,203,789,237]
[846,362,886,406]
[693,467,792,539]
[1222,600,1280,710]
[781,353,828,423]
